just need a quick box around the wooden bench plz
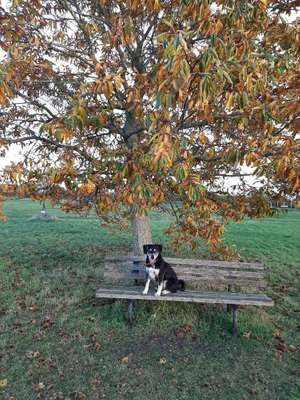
[95,255,274,336]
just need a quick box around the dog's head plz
[143,244,162,266]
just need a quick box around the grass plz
[0,198,300,400]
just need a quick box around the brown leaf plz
[0,379,8,388]
[274,350,283,361]
[41,317,54,330]
[27,351,41,359]
[121,356,129,365]
[243,331,252,339]
[35,382,45,392]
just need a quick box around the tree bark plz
[131,212,152,256]
[123,111,153,255]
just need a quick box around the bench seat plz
[96,286,274,306]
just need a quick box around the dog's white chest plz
[146,267,159,280]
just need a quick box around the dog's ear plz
[143,244,151,254]
[153,244,162,253]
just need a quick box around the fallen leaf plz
[243,331,252,339]
[41,317,54,330]
[288,345,297,352]
[27,351,40,359]
[121,356,129,364]
[35,382,45,391]
[274,350,283,361]
[0,379,8,388]
[159,357,167,364]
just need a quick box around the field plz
[0,199,300,400]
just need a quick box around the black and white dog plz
[142,244,185,296]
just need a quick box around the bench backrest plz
[104,255,266,291]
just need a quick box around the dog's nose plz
[150,254,154,260]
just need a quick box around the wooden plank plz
[106,261,265,275]
[95,286,274,307]
[104,263,265,279]
[103,264,266,287]
[105,255,265,270]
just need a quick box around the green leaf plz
[222,69,233,85]
[174,34,180,49]
[242,91,248,108]
[166,93,172,108]
[181,60,190,79]
[209,47,219,62]
[155,92,161,108]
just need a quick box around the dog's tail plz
[178,279,185,291]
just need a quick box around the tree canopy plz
[0,0,299,256]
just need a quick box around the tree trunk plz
[123,110,153,255]
[131,212,152,256]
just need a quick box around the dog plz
[142,244,185,296]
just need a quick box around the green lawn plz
[0,199,299,400]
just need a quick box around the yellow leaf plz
[125,193,134,204]
[0,379,8,388]
[60,129,73,141]
[207,149,215,159]
[214,19,223,34]
[292,178,300,193]
[12,0,22,6]
[99,113,106,126]
[76,105,86,122]
[225,92,234,109]
[34,36,40,47]
[0,90,6,105]
[114,75,123,90]
[121,356,129,364]
[153,0,161,11]
[246,75,253,92]
[79,180,96,195]
[259,0,268,9]
[199,134,208,145]
[103,81,113,98]
[159,357,167,364]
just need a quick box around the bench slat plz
[105,256,265,270]
[103,264,266,288]
[105,264,265,279]
[95,287,274,307]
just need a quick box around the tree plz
[0,0,299,256]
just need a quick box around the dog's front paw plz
[154,291,161,297]
[142,290,148,295]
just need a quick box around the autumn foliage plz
[0,0,299,255]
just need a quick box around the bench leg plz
[128,300,134,324]
[227,284,232,313]
[232,304,238,337]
